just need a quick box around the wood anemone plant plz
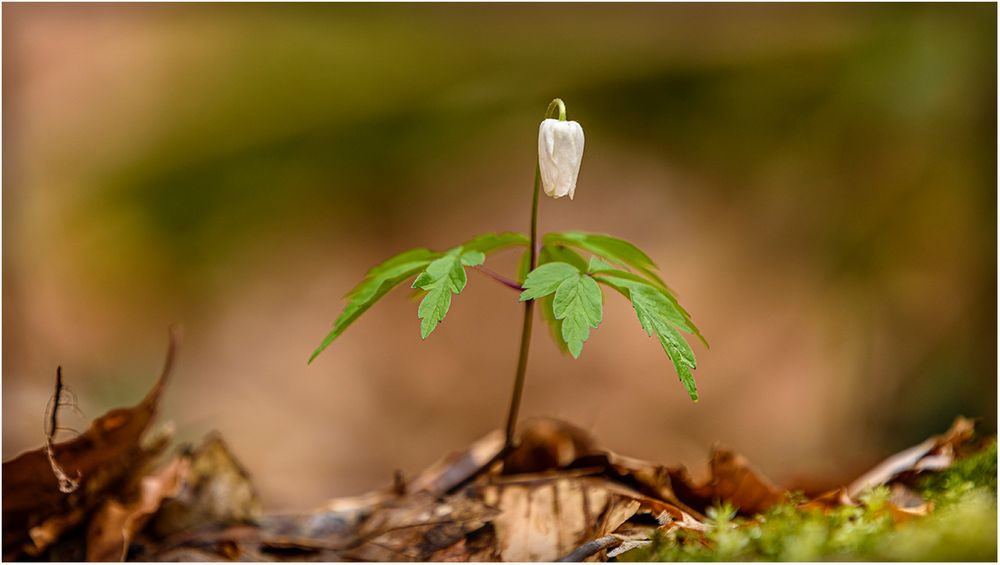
[310,98,706,450]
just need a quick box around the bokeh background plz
[4,3,996,510]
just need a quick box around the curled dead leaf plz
[648,446,788,517]
[847,416,976,498]
[697,447,787,515]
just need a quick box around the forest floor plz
[2,340,996,561]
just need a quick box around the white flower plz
[538,118,585,199]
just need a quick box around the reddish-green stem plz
[503,162,541,448]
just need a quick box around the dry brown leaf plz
[86,456,189,561]
[847,416,975,498]
[703,447,786,514]
[484,474,703,562]
[487,479,587,561]
[794,420,979,524]
[661,446,787,516]
[346,491,500,561]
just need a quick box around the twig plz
[473,265,525,292]
[45,366,80,493]
[556,535,622,562]
[47,366,63,439]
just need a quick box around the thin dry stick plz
[45,366,81,493]
[47,367,62,438]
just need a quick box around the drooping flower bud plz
[538,118,585,199]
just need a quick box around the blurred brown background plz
[3,3,996,511]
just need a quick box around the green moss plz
[626,441,997,562]
[879,488,996,561]
[918,441,997,505]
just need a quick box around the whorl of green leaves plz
[311,230,704,401]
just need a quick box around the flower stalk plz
[503,163,541,448]
[503,98,570,448]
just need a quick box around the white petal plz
[538,119,585,199]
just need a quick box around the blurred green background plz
[3,3,996,509]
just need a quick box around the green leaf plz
[412,248,480,339]
[593,271,701,400]
[537,294,568,355]
[587,256,617,274]
[517,248,569,355]
[540,244,589,272]
[591,263,706,346]
[461,232,529,255]
[359,248,438,282]
[461,250,486,267]
[519,262,579,301]
[545,231,671,291]
[516,249,532,284]
[552,274,603,358]
[311,248,438,363]
[538,245,588,355]
[547,231,656,268]
[520,261,603,358]
[517,244,589,289]
[657,323,698,401]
